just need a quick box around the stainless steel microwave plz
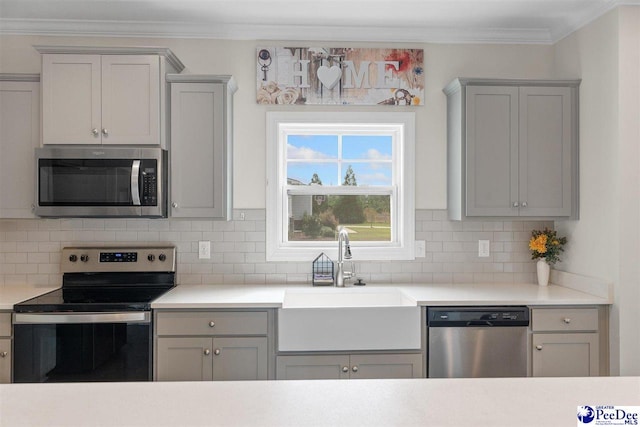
[35,147,167,218]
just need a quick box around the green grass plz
[342,223,391,241]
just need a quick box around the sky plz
[287,134,393,186]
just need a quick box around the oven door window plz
[38,159,139,206]
[13,322,151,383]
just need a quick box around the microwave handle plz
[131,160,141,206]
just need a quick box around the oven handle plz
[13,312,150,324]
[131,160,141,206]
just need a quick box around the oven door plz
[13,312,151,383]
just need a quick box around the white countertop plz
[151,281,611,309]
[1,376,637,426]
[0,286,58,311]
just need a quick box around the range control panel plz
[62,246,176,273]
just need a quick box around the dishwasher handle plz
[466,320,494,327]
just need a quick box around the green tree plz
[310,173,322,185]
[333,165,365,224]
[343,165,357,186]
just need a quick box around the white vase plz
[536,259,550,286]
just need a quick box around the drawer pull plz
[342,366,349,373]
[0,351,7,358]
[536,345,543,351]
[209,321,215,327]
[563,318,571,324]
[204,349,211,356]
[214,349,221,356]
[352,366,358,373]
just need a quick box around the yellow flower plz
[529,235,547,253]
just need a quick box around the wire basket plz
[312,252,334,286]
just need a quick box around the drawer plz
[531,308,599,332]
[156,311,268,336]
[0,313,11,337]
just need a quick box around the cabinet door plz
[42,54,101,145]
[519,87,572,216]
[0,81,39,218]
[0,338,10,383]
[156,337,213,381]
[276,355,350,380]
[532,333,599,377]
[101,55,160,145]
[212,337,268,381]
[350,354,423,379]
[465,86,519,216]
[170,82,227,218]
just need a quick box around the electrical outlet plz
[415,240,426,258]
[198,241,211,259]
[478,240,490,257]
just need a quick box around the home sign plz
[256,47,424,106]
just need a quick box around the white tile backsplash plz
[0,209,551,286]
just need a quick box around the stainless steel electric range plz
[13,246,176,383]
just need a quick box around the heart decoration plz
[316,65,342,90]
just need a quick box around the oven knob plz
[159,254,166,262]
[69,254,78,262]
[80,255,89,262]
[147,254,155,262]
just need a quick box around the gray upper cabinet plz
[168,75,236,219]
[0,75,40,218]
[445,78,579,220]
[35,46,184,147]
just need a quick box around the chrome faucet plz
[335,227,353,287]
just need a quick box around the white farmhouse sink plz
[278,288,421,352]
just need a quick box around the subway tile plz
[415,210,433,221]
[234,264,255,274]
[462,221,484,232]
[482,222,503,231]
[432,273,453,284]
[169,221,192,232]
[453,273,474,284]
[17,242,39,253]
[431,231,452,242]
[441,221,464,231]
[148,220,171,231]
[191,221,213,232]
[422,221,443,231]
[431,210,448,221]
[213,221,235,232]
[223,253,245,264]
[38,220,61,231]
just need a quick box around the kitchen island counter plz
[1,376,637,426]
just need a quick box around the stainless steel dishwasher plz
[427,306,529,378]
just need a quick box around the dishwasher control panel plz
[427,306,530,327]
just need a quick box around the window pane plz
[288,194,391,242]
[342,135,392,160]
[348,163,392,186]
[287,135,338,159]
[287,163,339,185]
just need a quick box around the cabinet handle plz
[512,202,519,208]
[521,201,528,207]
[102,128,109,137]
[204,349,211,355]
[172,202,178,208]
[0,351,7,358]
[351,366,358,373]
[342,366,349,373]
[563,318,571,324]
[214,349,221,356]
[209,321,215,327]
[536,345,543,351]
[92,128,99,136]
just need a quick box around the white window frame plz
[266,111,415,262]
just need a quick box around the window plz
[266,111,415,261]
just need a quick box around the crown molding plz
[0,18,554,44]
[1,1,638,45]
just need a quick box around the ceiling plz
[0,0,638,44]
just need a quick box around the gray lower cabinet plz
[445,78,579,220]
[157,336,268,381]
[276,353,423,380]
[0,312,11,383]
[154,309,271,381]
[168,75,236,219]
[530,307,603,377]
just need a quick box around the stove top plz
[14,246,177,313]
